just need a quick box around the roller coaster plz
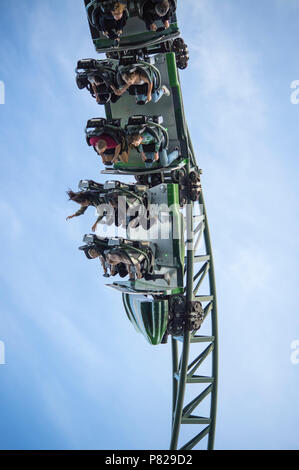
[68,0,218,450]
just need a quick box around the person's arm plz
[137,142,143,152]
[91,82,101,103]
[154,138,161,153]
[119,150,129,163]
[110,82,130,96]
[66,206,88,220]
[163,6,172,28]
[116,10,128,32]
[136,142,146,161]
[95,140,105,156]
[91,214,105,232]
[143,74,153,102]
[146,80,153,101]
[153,138,161,160]
[141,152,147,161]
[112,144,122,163]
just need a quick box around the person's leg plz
[119,151,129,163]
[144,152,155,168]
[135,93,147,104]
[151,85,170,103]
[151,87,164,103]
[159,148,168,167]
[166,149,179,166]
[103,19,118,39]
[143,10,155,30]
[159,148,179,167]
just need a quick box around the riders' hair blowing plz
[67,190,95,205]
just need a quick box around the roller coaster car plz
[103,53,191,176]
[83,0,180,53]
[77,57,163,105]
[76,181,152,230]
[80,234,155,281]
[85,114,179,171]
[81,182,187,346]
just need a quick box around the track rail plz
[170,191,218,450]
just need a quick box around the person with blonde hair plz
[93,2,128,43]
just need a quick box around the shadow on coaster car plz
[76,57,162,105]
[83,0,180,54]
[79,235,170,284]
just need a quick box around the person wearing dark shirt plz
[142,0,175,32]
[93,2,128,42]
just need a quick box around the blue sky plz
[0,0,298,450]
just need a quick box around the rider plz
[89,133,129,165]
[87,73,120,104]
[66,190,107,232]
[142,0,176,32]
[93,2,128,43]
[111,67,170,104]
[127,132,179,169]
